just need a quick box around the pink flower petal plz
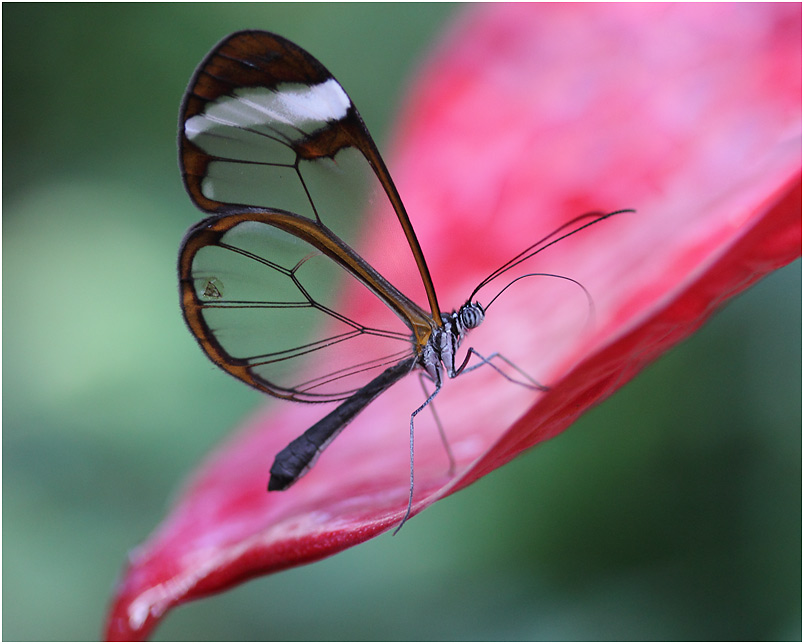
[106,4,801,640]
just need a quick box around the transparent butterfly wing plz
[178,31,438,401]
[180,213,420,401]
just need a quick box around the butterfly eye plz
[460,303,485,330]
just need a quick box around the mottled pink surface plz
[106,4,801,640]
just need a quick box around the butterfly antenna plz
[484,272,596,330]
[470,209,633,301]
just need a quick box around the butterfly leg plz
[418,372,456,476]
[394,368,443,535]
[460,348,549,391]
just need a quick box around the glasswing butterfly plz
[178,31,625,530]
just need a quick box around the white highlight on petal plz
[185,78,351,141]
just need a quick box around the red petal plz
[106,4,801,640]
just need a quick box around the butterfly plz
[178,31,625,529]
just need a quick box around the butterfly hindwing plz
[180,212,421,401]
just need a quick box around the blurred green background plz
[3,4,800,641]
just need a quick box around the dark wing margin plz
[179,30,442,324]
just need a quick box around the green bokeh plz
[3,4,800,641]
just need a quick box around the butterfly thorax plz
[420,302,485,382]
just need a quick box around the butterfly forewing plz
[179,31,439,402]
